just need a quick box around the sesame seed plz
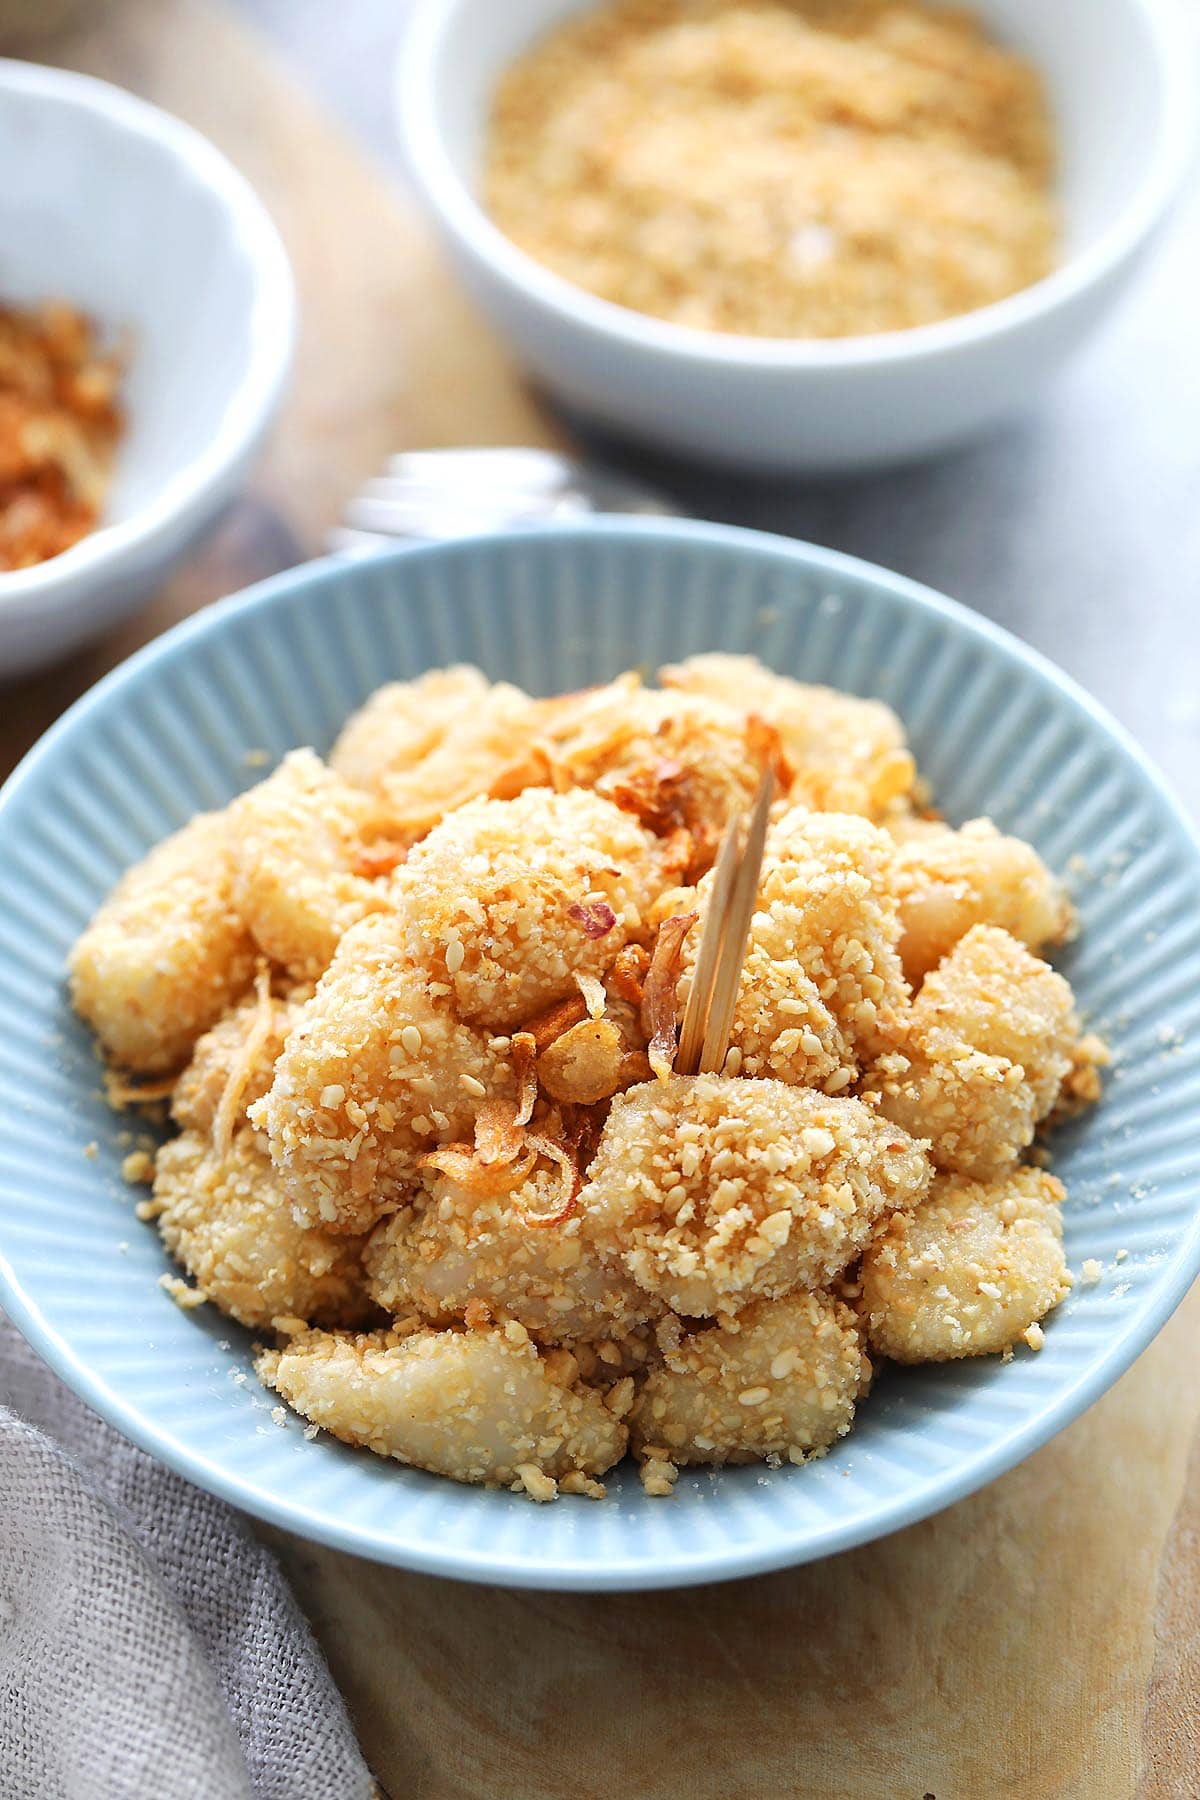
[401,1025,423,1056]
[738,1386,771,1407]
[445,938,465,974]
[460,1073,487,1098]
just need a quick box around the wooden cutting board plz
[5,4,1198,1794]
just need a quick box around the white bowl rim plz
[0,58,296,613]
[398,0,1197,370]
[3,516,1200,1590]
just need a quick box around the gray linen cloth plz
[0,1314,376,1800]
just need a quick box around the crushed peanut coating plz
[70,655,1103,1499]
[333,673,549,836]
[227,749,398,981]
[485,0,1056,340]
[868,925,1078,1178]
[630,1291,870,1464]
[259,914,512,1234]
[150,1130,369,1331]
[680,806,909,1089]
[661,654,914,817]
[364,1162,658,1344]
[860,1167,1070,1361]
[257,1327,627,1489]
[888,816,1072,983]
[389,787,663,1028]
[69,812,256,1073]
[583,1074,930,1315]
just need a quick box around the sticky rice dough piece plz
[860,1166,1070,1361]
[678,805,909,1090]
[70,811,256,1074]
[364,1163,658,1343]
[388,787,663,1029]
[257,1327,627,1490]
[329,666,492,790]
[334,674,549,836]
[259,913,512,1233]
[660,653,914,818]
[227,749,398,981]
[888,816,1071,983]
[582,1074,930,1316]
[151,1129,368,1331]
[629,1291,870,1466]
[870,925,1077,1179]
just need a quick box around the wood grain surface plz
[3,4,1197,1795]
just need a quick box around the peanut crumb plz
[158,1272,207,1310]
[514,1462,559,1502]
[638,1452,680,1497]
[559,1471,607,1499]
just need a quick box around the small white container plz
[0,60,295,676]
[399,0,1195,474]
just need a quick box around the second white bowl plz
[0,60,295,676]
[399,0,1194,473]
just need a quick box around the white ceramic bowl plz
[399,0,1195,474]
[0,60,295,676]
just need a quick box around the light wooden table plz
[3,4,1198,1795]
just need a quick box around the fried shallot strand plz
[511,1032,538,1126]
[641,912,698,1083]
[745,713,794,790]
[212,961,274,1159]
[519,992,589,1052]
[420,1143,537,1195]
[608,944,649,1010]
[517,1133,583,1229]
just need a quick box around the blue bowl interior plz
[1,519,1199,1590]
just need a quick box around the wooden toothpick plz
[676,767,775,1078]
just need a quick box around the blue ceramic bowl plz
[2,520,1199,1590]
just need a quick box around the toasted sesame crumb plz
[486,0,1057,340]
